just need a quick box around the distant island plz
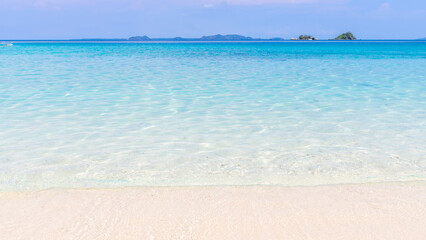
[333,32,357,40]
[128,36,151,41]
[66,33,359,42]
[200,34,256,41]
[291,35,318,41]
[127,34,262,41]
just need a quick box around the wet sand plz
[0,182,425,240]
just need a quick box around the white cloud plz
[378,2,391,11]
[373,2,394,17]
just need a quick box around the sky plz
[0,0,425,39]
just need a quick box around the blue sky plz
[0,0,425,39]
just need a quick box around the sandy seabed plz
[0,182,425,240]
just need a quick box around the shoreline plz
[1,179,425,193]
[1,182,425,239]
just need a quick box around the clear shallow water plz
[0,42,425,191]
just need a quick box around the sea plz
[0,41,425,191]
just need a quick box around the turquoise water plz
[0,41,425,191]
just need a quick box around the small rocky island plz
[299,35,318,40]
[290,35,318,40]
[334,32,357,40]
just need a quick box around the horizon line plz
[2,39,426,41]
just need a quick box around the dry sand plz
[0,182,425,240]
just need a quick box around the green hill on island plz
[334,32,356,40]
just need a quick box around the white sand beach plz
[0,182,425,240]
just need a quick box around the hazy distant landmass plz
[128,36,151,41]
[70,38,127,41]
[127,34,263,41]
[199,34,256,41]
[72,34,295,41]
